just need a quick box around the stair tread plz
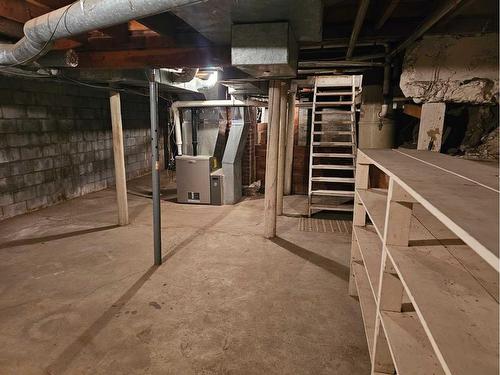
[314,101,353,106]
[309,203,354,212]
[315,91,355,96]
[313,142,354,146]
[315,110,353,114]
[313,131,353,135]
[313,120,353,124]
[312,164,355,170]
[312,153,355,158]
[311,177,356,183]
[311,190,355,197]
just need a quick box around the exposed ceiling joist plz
[0,0,47,23]
[100,24,130,43]
[137,13,211,47]
[77,46,230,69]
[84,34,175,52]
[389,0,466,57]
[28,0,72,8]
[346,0,370,58]
[0,16,23,39]
[375,0,400,30]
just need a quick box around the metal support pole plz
[264,80,282,238]
[191,108,199,156]
[149,68,162,265]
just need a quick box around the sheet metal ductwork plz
[0,0,202,66]
[231,22,298,78]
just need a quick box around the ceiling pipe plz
[0,0,204,66]
[346,0,371,59]
[389,0,465,57]
[300,39,391,50]
[324,52,386,62]
[379,45,392,119]
[299,61,384,68]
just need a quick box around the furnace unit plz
[172,102,259,205]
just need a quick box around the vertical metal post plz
[191,108,199,156]
[149,69,162,265]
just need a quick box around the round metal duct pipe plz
[0,0,202,66]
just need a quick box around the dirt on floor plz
[0,173,370,375]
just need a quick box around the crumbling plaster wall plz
[400,33,499,104]
[0,75,165,221]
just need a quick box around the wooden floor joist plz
[77,46,230,69]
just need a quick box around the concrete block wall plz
[0,75,165,221]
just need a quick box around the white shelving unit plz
[349,148,499,375]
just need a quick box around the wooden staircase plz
[307,75,362,217]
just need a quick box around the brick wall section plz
[0,75,165,221]
[241,120,256,186]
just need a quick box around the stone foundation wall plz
[400,34,499,104]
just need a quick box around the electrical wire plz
[0,67,53,79]
[55,73,176,104]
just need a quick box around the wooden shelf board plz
[352,262,377,360]
[396,149,499,192]
[359,149,499,271]
[355,188,387,239]
[386,217,499,375]
[353,225,382,300]
[381,311,445,375]
[413,204,499,303]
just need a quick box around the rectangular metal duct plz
[231,22,298,78]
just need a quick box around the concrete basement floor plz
[0,172,370,375]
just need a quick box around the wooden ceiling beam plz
[52,38,82,50]
[28,0,73,9]
[100,24,130,44]
[0,0,47,23]
[346,0,371,58]
[0,16,23,39]
[375,0,400,30]
[77,46,230,69]
[129,20,151,32]
[137,13,212,47]
[84,34,175,51]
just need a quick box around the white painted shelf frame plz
[349,148,499,375]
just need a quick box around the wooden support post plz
[417,102,446,152]
[371,177,414,374]
[284,82,297,196]
[109,91,129,226]
[372,318,395,374]
[277,81,289,216]
[383,178,414,247]
[349,157,370,296]
[353,163,370,227]
[264,80,282,238]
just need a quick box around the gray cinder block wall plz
[0,75,165,221]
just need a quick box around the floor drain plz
[298,217,352,234]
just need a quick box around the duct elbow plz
[170,68,199,83]
[378,103,389,119]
